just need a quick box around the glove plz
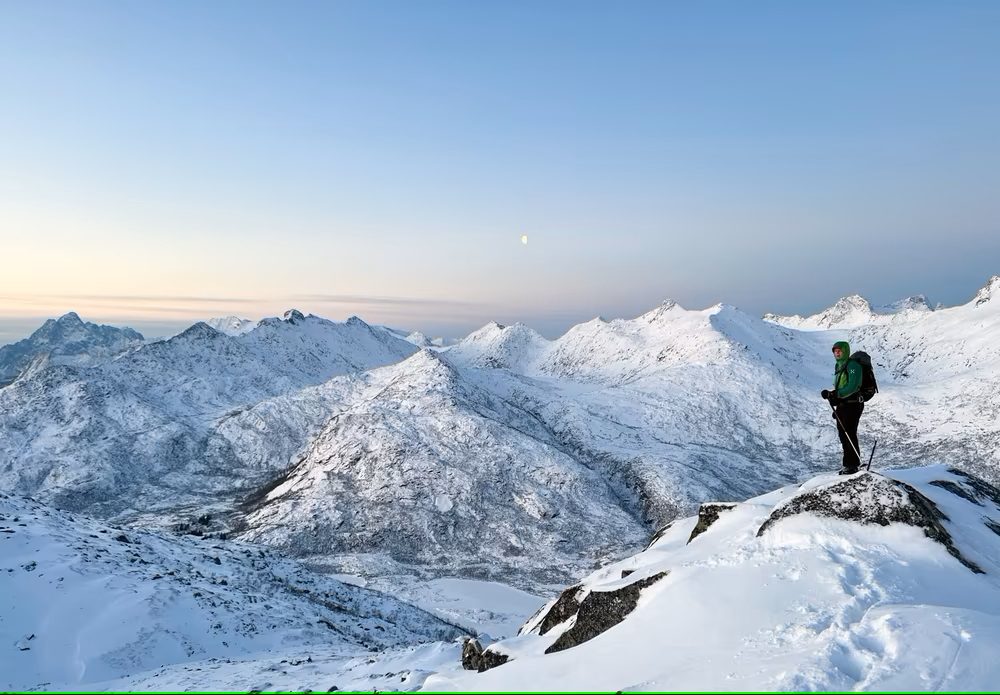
[828,392,840,406]
[821,389,831,400]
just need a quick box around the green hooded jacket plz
[832,340,862,399]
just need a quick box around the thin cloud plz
[26,294,261,304]
[290,294,487,309]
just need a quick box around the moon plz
[521,235,528,245]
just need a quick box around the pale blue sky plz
[1,1,999,341]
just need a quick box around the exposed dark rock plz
[537,584,583,635]
[644,521,674,550]
[985,518,1000,537]
[460,638,482,670]
[929,480,981,506]
[461,638,510,672]
[757,472,984,574]
[687,503,736,544]
[944,468,1000,507]
[479,647,510,671]
[544,572,669,654]
[621,569,635,579]
[114,533,131,544]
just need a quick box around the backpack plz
[849,351,879,402]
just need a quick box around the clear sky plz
[2,0,999,342]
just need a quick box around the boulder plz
[461,638,510,672]
[537,584,584,635]
[929,468,1000,508]
[544,572,669,654]
[756,472,983,574]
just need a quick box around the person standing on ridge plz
[821,340,865,474]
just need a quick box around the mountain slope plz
[428,465,1000,692]
[234,350,647,587]
[0,490,465,692]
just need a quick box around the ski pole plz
[829,401,863,464]
[867,439,878,471]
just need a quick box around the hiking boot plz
[838,466,859,475]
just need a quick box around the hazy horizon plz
[1,272,995,345]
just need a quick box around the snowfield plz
[0,490,465,692]
[431,465,1000,692]
[2,278,1000,690]
[4,465,999,691]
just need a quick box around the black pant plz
[835,400,864,471]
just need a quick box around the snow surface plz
[0,491,465,692]
[204,315,256,336]
[8,465,997,691]
[427,465,1000,692]
[2,277,1000,692]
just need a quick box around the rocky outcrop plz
[544,572,669,654]
[537,584,584,635]
[687,503,736,544]
[930,468,1000,508]
[461,638,510,672]
[756,472,984,574]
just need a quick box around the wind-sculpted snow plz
[0,312,143,386]
[429,465,1000,691]
[0,491,465,692]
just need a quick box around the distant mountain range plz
[2,276,999,591]
[0,312,144,386]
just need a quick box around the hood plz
[833,340,851,368]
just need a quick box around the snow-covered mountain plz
[445,322,548,370]
[0,489,465,692]
[0,312,143,386]
[764,293,935,330]
[233,349,647,586]
[205,315,256,336]
[431,465,1000,691]
[0,311,418,517]
[207,278,998,591]
[2,278,999,595]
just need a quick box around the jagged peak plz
[57,311,83,324]
[639,300,680,323]
[973,275,1000,307]
[395,347,459,383]
[888,294,932,312]
[282,309,306,323]
[173,321,224,341]
[828,294,873,312]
